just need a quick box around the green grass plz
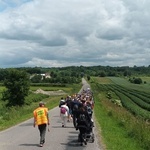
[108,77,150,92]
[141,77,150,84]
[0,86,5,91]
[1,78,149,149]
[30,83,80,94]
[94,95,145,150]
[0,96,60,131]
[91,77,150,150]
[0,83,82,131]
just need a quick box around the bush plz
[129,77,142,84]
[134,78,142,84]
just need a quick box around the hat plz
[39,101,45,106]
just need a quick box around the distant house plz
[30,73,51,80]
[41,73,51,80]
[45,73,51,79]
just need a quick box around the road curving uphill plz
[0,78,103,150]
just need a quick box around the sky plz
[0,0,150,68]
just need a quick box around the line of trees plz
[0,65,149,107]
[0,65,150,83]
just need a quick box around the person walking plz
[71,98,81,128]
[59,97,65,108]
[60,101,69,127]
[33,101,50,147]
[66,95,73,122]
[76,103,91,146]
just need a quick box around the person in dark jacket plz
[71,98,81,128]
[76,103,91,146]
[66,96,72,122]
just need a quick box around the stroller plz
[77,121,94,146]
[85,121,94,143]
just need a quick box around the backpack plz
[60,107,66,114]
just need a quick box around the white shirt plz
[60,104,69,116]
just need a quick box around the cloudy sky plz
[0,0,150,68]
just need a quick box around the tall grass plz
[0,93,50,130]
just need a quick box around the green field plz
[0,83,81,131]
[0,77,150,149]
[108,76,150,92]
[91,77,150,150]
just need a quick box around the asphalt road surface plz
[0,78,103,150]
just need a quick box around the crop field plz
[91,77,150,150]
[108,76,150,92]
[102,84,150,119]
[92,77,112,84]
[93,77,150,120]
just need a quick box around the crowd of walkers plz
[33,87,95,147]
[59,88,95,146]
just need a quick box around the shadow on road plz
[52,125,75,129]
[61,129,87,149]
[61,139,81,147]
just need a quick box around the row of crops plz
[96,83,150,120]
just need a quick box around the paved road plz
[0,78,103,150]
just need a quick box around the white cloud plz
[0,0,150,68]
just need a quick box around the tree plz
[99,71,106,77]
[123,70,131,77]
[30,74,42,83]
[129,77,142,84]
[87,75,90,81]
[2,69,30,106]
[0,69,8,82]
[134,78,142,84]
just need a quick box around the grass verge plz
[92,80,150,150]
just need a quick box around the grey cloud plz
[0,0,150,68]
[38,37,67,47]
[96,27,126,40]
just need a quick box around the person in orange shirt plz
[33,101,50,147]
